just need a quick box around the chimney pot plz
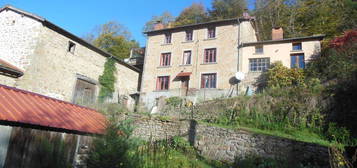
[154,21,165,30]
[242,9,250,19]
[272,27,284,40]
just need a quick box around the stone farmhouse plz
[141,13,324,109]
[0,6,140,110]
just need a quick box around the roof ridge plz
[0,5,140,73]
[0,84,98,113]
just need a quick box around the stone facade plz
[132,117,329,167]
[141,17,323,110]
[0,7,140,110]
[141,19,257,109]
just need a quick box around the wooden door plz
[181,77,189,96]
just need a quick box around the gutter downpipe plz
[236,19,241,96]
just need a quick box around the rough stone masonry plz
[132,116,329,167]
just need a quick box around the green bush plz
[165,96,184,107]
[266,61,305,88]
[87,105,141,168]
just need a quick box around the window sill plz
[203,38,216,41]
[290,50,303,53]
[179,64,192,67]
[200,88,218,90]
[157,66,171,68]
[161,43,172,46]
[182,40,194,44]
[153,90,170,92]
[201,62,217,65]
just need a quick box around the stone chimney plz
[154,21,165,30]
[242,9,250,19]
[272,27,284,40]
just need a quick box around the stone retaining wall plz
[132,117,329,167]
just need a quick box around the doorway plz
[181,77,189,96]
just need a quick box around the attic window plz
[68,41,76,53]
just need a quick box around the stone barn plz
[0,5,140,110]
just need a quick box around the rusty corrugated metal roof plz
[0,84,106,134]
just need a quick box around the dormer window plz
[68,41,76,53]
[255,45,263,54]
[185,30,193,41]
[164,33,171,44]
[207,27,216,39]
[292,42,302,51]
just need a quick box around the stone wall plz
[140,20,258,109]
[0,10,41,70]
[132,117,329,167]
[0,9,139,109]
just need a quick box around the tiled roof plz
[0,84,106,134]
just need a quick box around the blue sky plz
[0,0,255,46]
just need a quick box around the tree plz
[83,21,132,43]
[174,3,208,26]
[87,105,141,168]
[84,21,139,60]
[254,0,296,40]
[94,34,138,60]
[142,12,175,32]
[254,0,357,40]
[208,0,247,20]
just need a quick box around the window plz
[255,45,263,54]
[73,79,96,105]
[292,42,302,51]
[291,54,305,68]
[249,58,270,72]
[164,33,171,44]
[185,30,193,41]
[201,73,217,88]
[156,76,170,90]
[182,51,191,65]
[204,48,216,63]
[160,53,171,66]
[207,27,216,39]
[68,41,76,53]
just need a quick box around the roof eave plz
[240,35,325,47]
[0,65,24,78]
[144,18,255,35]
[1,5,140,73]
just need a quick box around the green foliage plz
[174,3,208,26]
[138,137,228,168]
[165,96,184,107]
[98,58,116,102]
[94,33,138,60]
[209,0,247,20]
[306,32,357,138]
[87,119,141,168]
[85,21,139,60]
[326,123,355,145]
[266,61,305,88]
[143,12,175,32]
[254,0,357,40]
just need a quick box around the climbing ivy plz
[98,58,117,103]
